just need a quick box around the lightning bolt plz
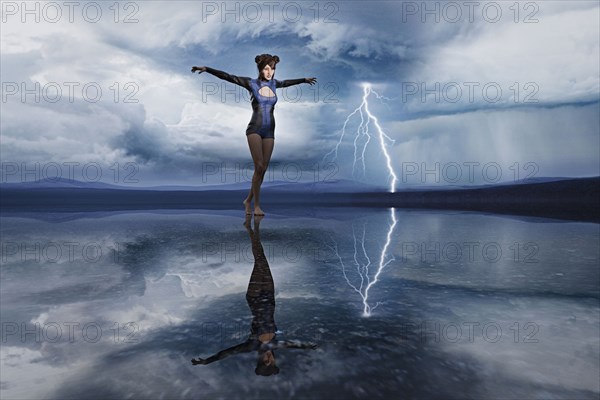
[323,83,398,193]
[327,207,398,317]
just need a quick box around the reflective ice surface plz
[1,208,599,399]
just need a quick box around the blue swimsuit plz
[204,67,306,139]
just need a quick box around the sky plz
[1,0,599,188]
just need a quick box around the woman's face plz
[261,64,275,80]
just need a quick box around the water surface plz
[1,208,598,399]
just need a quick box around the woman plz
[192,54,317,216]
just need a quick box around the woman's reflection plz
[191,214,317,376]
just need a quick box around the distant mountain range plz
[1,176,598,222]
[0,176,584,192]
[0,177,382,192]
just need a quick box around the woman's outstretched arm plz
[191,65,252,91]
[191,340,254,365]
[275,77,317,89]
[274,339,318,350]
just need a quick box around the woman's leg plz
[245,138,275,202]
[254,138,274,215]
[243,133,263,214]
[244,136,274,215]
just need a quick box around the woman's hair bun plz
[255,54,280,75]
[255,54,280,65]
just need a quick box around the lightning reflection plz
[327,207,398,317]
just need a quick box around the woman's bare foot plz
[243,199,252,215]
[254,206,265,216]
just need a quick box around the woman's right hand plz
[191,66,207,74]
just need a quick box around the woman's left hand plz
[305,77,317,85]
[191,66,207,74]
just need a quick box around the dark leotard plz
[204,67,306,139]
